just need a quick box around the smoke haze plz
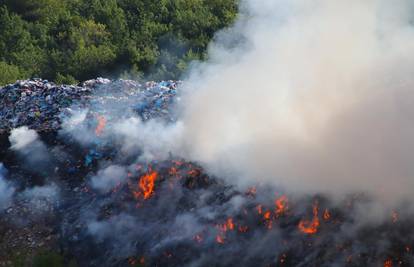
[0,163,14,211]
[174,0,414,203]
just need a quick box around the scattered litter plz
[0,78,181,134]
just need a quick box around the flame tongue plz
[95,115,107,136]
[134,170,158,200]
[298,202,320,234]
[275,195,288,217]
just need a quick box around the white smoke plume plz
[9,126,39,150]
[173,0,414,204]
[9,126,51,170]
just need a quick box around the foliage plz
[0,0,238,85]
[33,252,65,267]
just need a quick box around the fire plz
[256,204,263,215]
[298,202,320,234]
[217,218,235,232]
[263,210,273,229]
[215,217,236,244]
[133,170,158,200]
[95,115,107,136]
[216,234,225,244]
[169,166,178,177]
[238,225,249,233]
[275,195,288,216]
[323,209,331,220]
[263,210,271,220]
[226,217,235,230]
[188,168,201,177]
[384,259,393,267]
[128,256,145,266]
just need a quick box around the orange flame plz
[133,170,158,200]
[384,259,393,267]
[169,166,178,177]
[256,204,263,215]
[275,195,288,216]
[188,168,201,177]
[227,218,235,230]
[216,234,225,244]
[323,209,331,220]
[298,203,320,234]
[263,210,273,229]
[95,115,107,136]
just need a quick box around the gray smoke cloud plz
[0,163,14,211]
[9,126,51,170]
[90,165,128,193]
[172,0,414,204]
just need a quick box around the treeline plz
[0,0,238,85]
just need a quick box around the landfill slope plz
[0,79,413,267]
[0,78,180,134]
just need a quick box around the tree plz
[0,0,239,85]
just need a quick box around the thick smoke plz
[173,0,414,204]
[9,126,39,150]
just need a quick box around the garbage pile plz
[2,79,413,267]
[0,78,180,134]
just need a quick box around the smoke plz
[9,126,39,150]
[112,117,183,161]
[172,0,414,204]
[9,126,51,170]
[0,163,14,211]
[90,165,128,193]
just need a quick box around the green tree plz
[0,0,239,85]
[0,61,24,85]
